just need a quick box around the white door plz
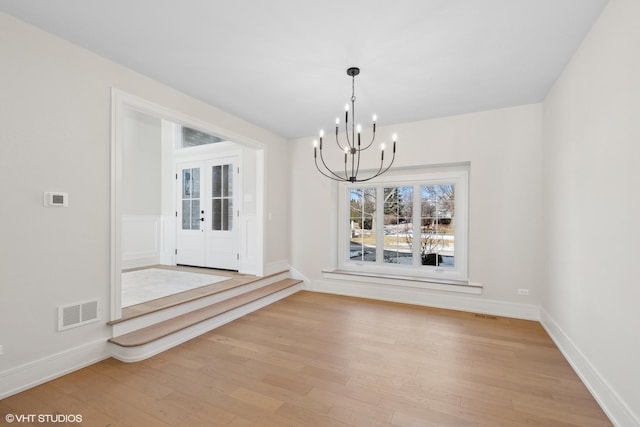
[176,157,239,270]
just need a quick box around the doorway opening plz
[111,90,265,320]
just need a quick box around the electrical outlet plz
[517,289,530,296]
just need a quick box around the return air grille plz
[58,299,101,331]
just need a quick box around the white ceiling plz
[0,0,608,139]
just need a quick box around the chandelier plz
[314,67,396,183]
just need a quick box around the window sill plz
[321,269,482,295]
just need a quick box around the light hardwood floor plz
[0,292,612,426]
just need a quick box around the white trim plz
[110,88,267,319]
[287,264,313,290]
[110,90,124,320]
[311,279,540,321]
[0,339,110,400]
[540,309,639,427]
[322,269,481,294]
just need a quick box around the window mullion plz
[376,185,384,265]
[413,185,421,266]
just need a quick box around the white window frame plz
[337,168,469,284]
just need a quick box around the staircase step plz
[109,279,301,347]
[109,269,290,325]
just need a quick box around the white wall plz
[0,11,289,396]
[121,109,164,268]
[290,104,543,315]
[122,109,161,215]
[541,0,640,424]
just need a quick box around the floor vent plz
[58,299,101,331]
[473,313,498,320]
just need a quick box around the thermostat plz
[44,192,69,207]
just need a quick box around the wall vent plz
[58,299,101,331]
[473,313,498,320]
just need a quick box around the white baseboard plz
[0,339,110,400]
[311,279,540,320]
[540,309,639,427]
[122,256,162,270]
[0,283,303,399]
[287,265,313,290]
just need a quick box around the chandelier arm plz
[355,159,386,183]
[358,131,377,151]
[354,145,362,181]
[315,155,346,181]
[354,150,396,183]
[316,163,346,182]
[373,150,397,179]
[316,147,348,181]
[345,153,350,180]
[335,134,347,151]
[343,120,352,149]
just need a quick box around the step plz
[110,269,290,325]
[109,279,301,348]
[110,270,291,337]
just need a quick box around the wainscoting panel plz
[122,215,161,269]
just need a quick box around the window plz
[177,125,225,149]
[338,168,469,283]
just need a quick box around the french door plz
[176,157,239,270]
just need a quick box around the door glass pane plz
[191,200,200,230]
[383,186,413,265]
[182,168,201,230]
[226,165,233,197]
[182,170,191,197]
[421,184,455,267]
[349,188,376,262]
[182,200,191,230]
[212,165,222,198]
[211,163,233,231]
[212,199,221,231]
[227,197,233,231]
[222,199,229,230]
[192,168,200,198]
